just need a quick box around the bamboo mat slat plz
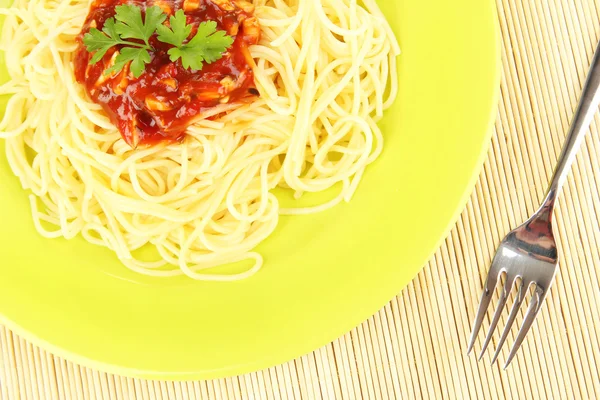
[2,0,600,398]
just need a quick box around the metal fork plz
[467,39,600,368]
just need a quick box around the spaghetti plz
[0,0,399,280]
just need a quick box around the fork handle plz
[544,39,600,207]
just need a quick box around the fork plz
[467,38,600,368]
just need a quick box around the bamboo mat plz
[2,0,600,398]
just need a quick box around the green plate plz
[0,0,500,379]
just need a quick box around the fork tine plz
[467,262,503,354]
[478,276,514,360]
[490,280,527,364]
[503,286,550,369]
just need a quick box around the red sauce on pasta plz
[74,0,260,147]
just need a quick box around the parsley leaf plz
[83,18,126,64]
[83,5,234,78]
[106,47,152,78]
[156,10,192,47]
[84,6,165,77]
[114,5,167,45]
[102,17,120,41]
[165,21,234,70]
[191,21,234,63]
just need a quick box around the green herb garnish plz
[158,12,233,71]
[83,5,234,78]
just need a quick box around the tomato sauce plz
[74,0,260,147]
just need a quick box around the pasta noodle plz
[0,0,399,280]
